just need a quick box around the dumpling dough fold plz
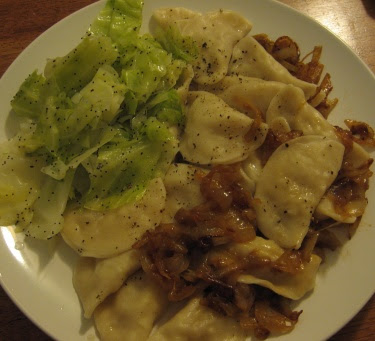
[229,35,317,99]
[255,135,344,249]
[162,163,208,223]
[149,297,249,341]
[73,249,141,318]
[265,84,336,138]
[229,237,321,300]
[94,271,168,341]
[199,76,286,119]
[315,142,372,223]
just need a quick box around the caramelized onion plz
[272,36,300,64]
[323,143,373,221]
[273,250,304,275]
[296,46,324,84]
[345,119,375,147]
[309,73,338,116]
[258,129,303,166]
[315,97,338,119]
[134,165,304,338]
[300,229,320,262]
[335,126,354,152]
[255,300,298,334]
[253,33,274,53]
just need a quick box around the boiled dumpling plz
[314,197,357,223]
[229,36,317,99]
[153,8,252,85]
[265,84,336,138]
[94,271,168,341]
[180,91,268,165]
[315,142,372,223]
[62,178,166,258]
[229,237,321,300]
[255,135,345,249]
[199,76,285,119]
[73,249,141,318]
[149,297,249,341]
[162,163,208,223]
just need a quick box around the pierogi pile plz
[63,6,373,341]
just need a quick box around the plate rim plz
[0,0,374,340]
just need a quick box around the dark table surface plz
[0,0,374,340]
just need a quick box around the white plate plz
[1,1,375,340]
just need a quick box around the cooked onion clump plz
[134,165,316,338]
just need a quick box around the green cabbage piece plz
[22,170,75,239]
[0,140,75,239]
[11,71,47,119]
[119,35,186,116]
[120,36,172,101]
[82,118,178,210]
[12,65,126,180]
[11,71,60,120]
[41,125,118,180]
[72,65,126,123]
[1,0,186,239]
[144,89,184,126]
[44,36,118,97]
[0,141,45,228]
[88,0,144,48]
[155,25,199,63]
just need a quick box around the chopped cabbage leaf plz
[82,118,178,210]
[155,25,199,63]
[119,35,185,112]
[70,64,126,124]
[12,65,126,180]
[0,141,45,227]
[143,89,184,126]
[21,170,75,239]
[1,0,184,239]
[11,71,51,119]
[44,36,118,97]
[41,126,118,180]
[88,0,143,48]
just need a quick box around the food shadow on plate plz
[23,235,61,273]
[23,234,77,274]
[78,310,99,339]
[54,241,100,339]
[315,226,353,277]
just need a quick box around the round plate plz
[1,1,374,340]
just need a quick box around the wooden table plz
[0,0,374,340]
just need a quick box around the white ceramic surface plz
[0,1,375,340]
